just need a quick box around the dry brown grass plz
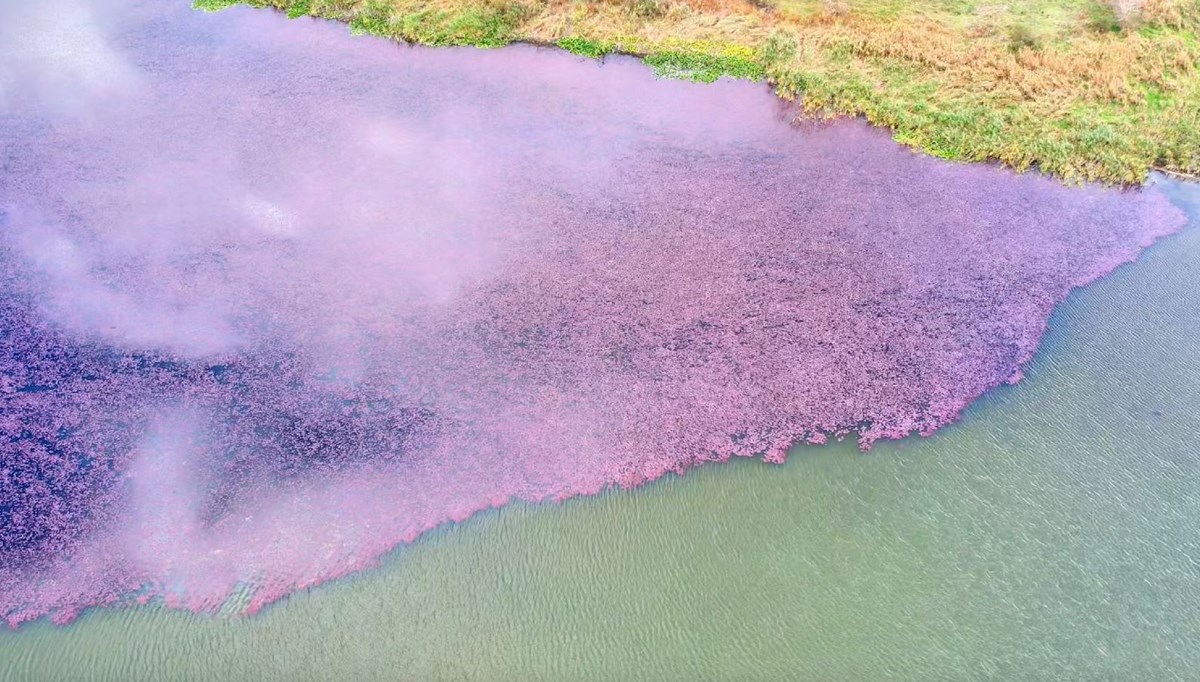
[201,0,1200,183]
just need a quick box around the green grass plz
[193,0,245,10]
[192,0,1200,185]
[286,1,312,18]
[343,1,529,46]
[642,51,766,82]
[556,36,614,59]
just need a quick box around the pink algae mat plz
[0,0,1187,625]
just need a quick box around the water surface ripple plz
[0,0,1188,627]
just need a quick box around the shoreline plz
[195,0,1200,185]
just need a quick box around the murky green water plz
[1,182,1197,680]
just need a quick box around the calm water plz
[2,0,1199,679]
[3,197,1199,680]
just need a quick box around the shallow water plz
[2,0,1199,677]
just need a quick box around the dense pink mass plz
[0,0,1187,626]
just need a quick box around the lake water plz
[1,1,1198,679]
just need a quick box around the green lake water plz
[2,183,1197,680]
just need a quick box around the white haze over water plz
[0,0,1188,628]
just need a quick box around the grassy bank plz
[196,0,1199,184]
